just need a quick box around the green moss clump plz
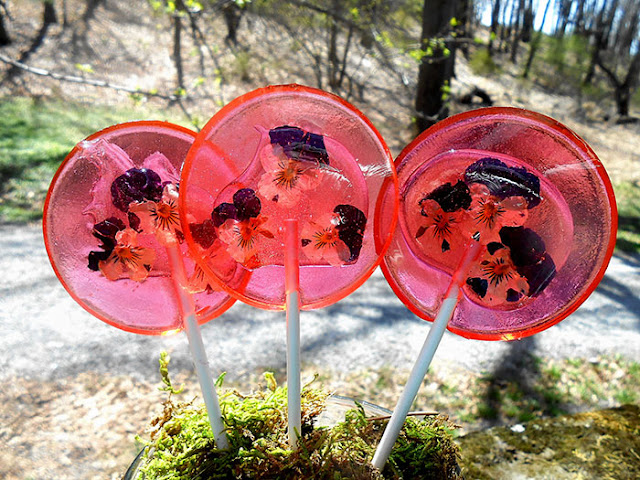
[133,355,461,479]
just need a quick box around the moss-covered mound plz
[458,404,640,479]
[130,357,461,479]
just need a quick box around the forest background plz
[0,0,639,251]
[1,0,640,478]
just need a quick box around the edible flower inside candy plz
[416,181,472,253]
[87,165,181,282]
[129,183,182,246]
[96,228,156,282]
[258,126,327,207]
[467,183,528,243]
[412,157,556,307]
[300,204,367,266]
[464,227,556,307]
[464,241,529,307]
[88,217,127,271]
[214,188,274,267]
[111,168,164,212]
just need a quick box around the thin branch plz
[0,53,178,100]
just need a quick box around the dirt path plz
[1,224,639,479]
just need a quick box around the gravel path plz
[2,224,639,384]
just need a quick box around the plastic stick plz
[371,241,480,470]
[284,219,301,449]
[166,245,230,450]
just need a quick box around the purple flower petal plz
[333,204,367,262]
[269,125,329,165]
[233,188,261,221]
[111,168,163,212]
[88,217,126,271]
[211,203,238,227]
[499,226,556,296]
[422,181,472,213]
[464,158,541,208]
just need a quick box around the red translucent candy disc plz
[380,108,617,341]
[181,84,399,310]
[43,121,235,335]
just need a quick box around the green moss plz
[458,405,640,480]
[133,355,462,479]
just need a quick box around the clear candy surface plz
[180,85,399,310]
[43,122,235,335]
[380,108,617,340]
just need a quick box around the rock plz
[457,404,640,479]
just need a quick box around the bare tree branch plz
[0,53,178,100]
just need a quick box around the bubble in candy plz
[44,121,235,335]
[180,85,399,310]
[380,107,617,340]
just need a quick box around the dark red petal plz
[334,204,367,233]
[233,188,261,220]
[423,181,472,213]
[467,277,488,298]
[211,202,238,227]
[190,219,217,249]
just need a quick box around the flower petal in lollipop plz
[44,121,237,449]
[372,107,617,469]
[180,85,399,448]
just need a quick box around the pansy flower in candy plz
[129,182,182,246]
[97,227,156,282]
[88,217,127,272]
[465,241,529,307]
[301,213,349,267]
[300,204,367,266]
[464,226,556,307]
[214,188,274,267]
[257,126,327,207]
[463,158,540,242]
[415,181,473,253]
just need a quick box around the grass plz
[0,97,170,223]
[333,355,640,433]
[613,181,640,253]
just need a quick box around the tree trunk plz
[488,0,500,55]
[0,2,10,46]
[414,0,458,133]
[222,1,244,45]
[584,0,618,86]
[172,14,184,92]
[522,0,551,78]
[510,0,524,63]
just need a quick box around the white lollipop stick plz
[285,219,302,449]
[166,245,230,450]
[372,241,480,470]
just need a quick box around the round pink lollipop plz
[372,107,617,469]
[180,84,399,310]
[180,84,398,447]
[44,121,235,335]
[381,107,617,340]
[44,121,234,449]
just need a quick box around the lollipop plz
[43,121,235,449]
[372,107,617,468]
[180,84,399,446]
